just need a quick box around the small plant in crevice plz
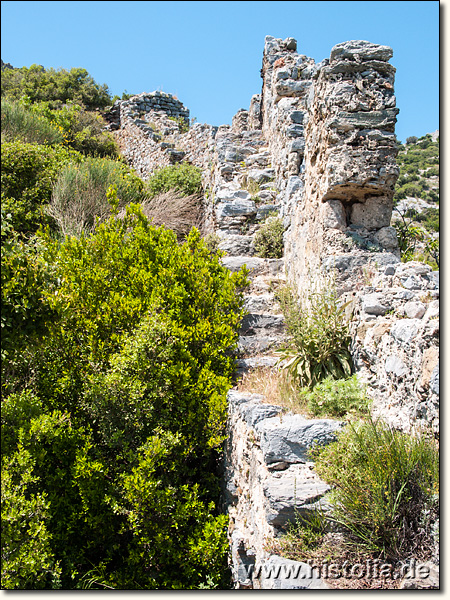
[253,215,284,259]
[276,282,353,389]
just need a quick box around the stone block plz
[390,319,420,345]
[362,293,390,316]
[385,355,408,378]
[255,415,343,465]
[321,200,347,230]
[350,196,393,229]
[330,40,393,63]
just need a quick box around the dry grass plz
[237,367,308,413]
[139,190,205,241]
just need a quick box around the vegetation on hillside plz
[392,134,439,268]
[1,61,246,589]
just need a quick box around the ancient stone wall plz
[105,36,439,587]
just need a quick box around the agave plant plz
[276,283,353,389]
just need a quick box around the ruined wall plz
[258,36,400,295]
[105,35,439,588]
[106,34,439,434]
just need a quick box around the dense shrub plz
[30,101,119,157]
[1,208,248,588]
[277,283,353,388]
[1,64,111,110]
[298,375,369,418]
[1,212,57,366]
[253,216,284,258]
[146,163,202,198]
[49,158,145,237]
[1,98,64,146]
[1,141,83,236]
[313,420,439,559]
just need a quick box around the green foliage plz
[313,420,439,559]
[2,208,247,588]
[146,163,202,198]
[1,449,62,589]
[1,98,64,146]
[392,208,439,269]
[1,213,57,364]
[298,375,370,418]
[168,115,189,133]
[1,141,83,235]
[49,157,145,236]
[406,136,418,145]
[1,64,111,110]
[277,283,353,389]
[30,101,119,157]
[253,216,284,258]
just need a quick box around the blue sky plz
[1,1,440,142]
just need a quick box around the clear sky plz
[1,1,440,142]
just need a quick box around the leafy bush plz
[1,141,83,236]
[146,163,202,198]
[1,64,111,110]
[253,216,284,258]
[1,98,64,146]
[1,447,62,589]
[1,212,57,365]
[30,101,119,157]
[313,420,439,559]
[49,158,145,237]
[2,208,247,588]
[277,283,353,388]
[298,375,369,418]
[406,136,418,145]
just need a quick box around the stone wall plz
[104,35,439,587]
[105,33,439,436]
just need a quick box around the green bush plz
[146,163,202,198]
[2,208,247,588]
[49,158,145,237]
[1,98,64,146]
[253,216,284,258]
[30,102,119,157]
[1,212,57,366]
[277,283,353,389]
[1,141,83,236]
[299,374,369,418]
[1,447,62,589]
[1,64,111,110]
[313,420,439,559]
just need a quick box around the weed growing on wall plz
[277,282,353,388]
[253,215,284,259]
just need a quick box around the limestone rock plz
[255,415,344,465]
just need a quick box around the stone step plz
[222,256,284,278]
[244,293,280,313]
[235,354,280,376]
[238,334,285,357]
[263,464,331,527]
[240,313,285,336]
[218,233,254,257]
